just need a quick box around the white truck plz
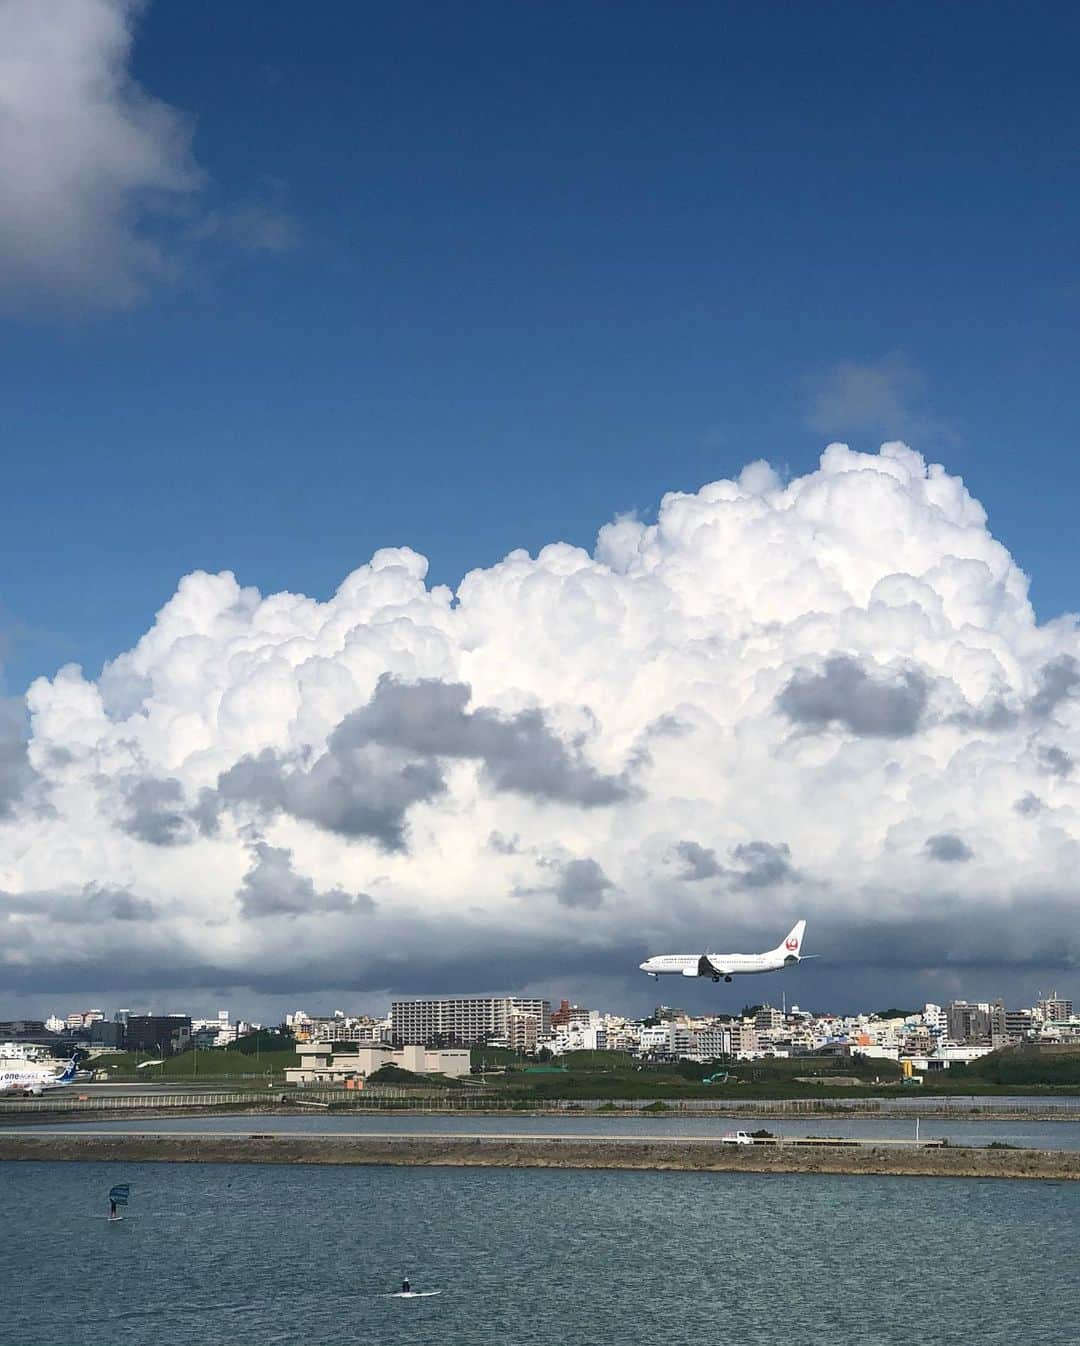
[720,1130,754,1146]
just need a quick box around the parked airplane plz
[0,1054,81,1097]
[640,920,810,983]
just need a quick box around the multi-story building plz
[507,1010,543,1053]
[754,1006,784,1034]
[87,1020,125,1049]
[551,1000,590,1029]
[191,1011,237,1048]
[1037,995,1074,1024]
[691,1026,731,1059]
[0,1020,48,1040]
[727,1020,760,1058]
[638,1021,697,1059]
[125,1015,192,1056]
[988,999,1009,1047]
[390,997,550,1047]
[946,1001,991,1044]
[603,1018,642,1054]
[1005,1009,1034,1040]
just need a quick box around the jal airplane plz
[0,1054,81,1097]
[640,920,810,983]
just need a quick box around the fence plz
[0,1092,257,1114]
[0,1088,497,1115]
[2,1090,1077,1117]
[539,1095,1080,1115]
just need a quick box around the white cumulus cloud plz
[3,442,1079,1010]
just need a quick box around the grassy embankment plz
[90,1042,299,1086]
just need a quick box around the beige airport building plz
[285,1040,470,1086]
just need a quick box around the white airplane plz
[0,1054,81,1097]
[640,920,810,983]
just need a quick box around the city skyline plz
[9,978,1077,1037]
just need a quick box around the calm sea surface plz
[3,1161,1076,1346]
[10,1110,1080,1148]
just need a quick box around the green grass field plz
[90,1047,298,1082]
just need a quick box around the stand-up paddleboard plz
[390,1291,441,1299]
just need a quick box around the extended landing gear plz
[724,975,732,983]
[711,974,734,983]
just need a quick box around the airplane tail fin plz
[776,920,806,958]
[55,1052,81,1084]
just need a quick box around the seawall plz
[2,1132,1078,1180]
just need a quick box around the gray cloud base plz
[211,675,627,850]
[778,656,930,738]
[237,842,375,919]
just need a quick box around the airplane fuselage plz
[639,922,808,983]
[0,1059,78,1096]
[639,952,796,981]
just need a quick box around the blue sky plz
[2,1,1078,694]
[6,2,1080,1018]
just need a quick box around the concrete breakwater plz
[2,1131,1079,1180]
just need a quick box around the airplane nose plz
[638,961,650,971]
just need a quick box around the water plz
[3,1162,1076,1346]
[11,1109,1080,1148]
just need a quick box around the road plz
[0,1125,942,1147]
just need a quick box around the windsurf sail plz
[108,1184,130,1206]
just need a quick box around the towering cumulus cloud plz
[3,443,1079,1005]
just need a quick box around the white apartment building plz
[602,1019,641,1054]
[639,1022,697,1058]
[191,1010,237,1047]
[550,1016,608,1054]
[391,997,551,1046]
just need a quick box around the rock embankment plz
[1,1132,1078,1180]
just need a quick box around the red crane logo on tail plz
[785,936,799,950]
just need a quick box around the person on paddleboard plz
[401,1278,410,1294]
